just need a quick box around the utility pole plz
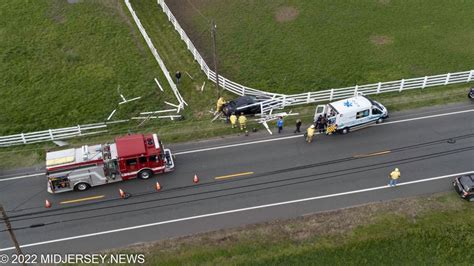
[211,19,220,98]
[0,204,23,256]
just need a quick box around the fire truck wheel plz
[74,182,90,192]
[138,170,153,180]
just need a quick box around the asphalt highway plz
[0,102,473,255]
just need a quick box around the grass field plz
[167,0,474,94]
[120,192,474,265]
[0,0,193,135]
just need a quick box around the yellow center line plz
[215,172,254,180]
[60,195,105,204]
[354,150,391,158]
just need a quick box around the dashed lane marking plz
[60,195,105,204]
[215,172,254,180]
[0,170,471,252]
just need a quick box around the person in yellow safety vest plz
[215,97,226,114]
[389,168,401,186]
[238,113,247,130]
[306,125,315,143]
[326,123,337,135]
[230,113,237,128]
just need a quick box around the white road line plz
[174,134,303,155]
[378,109,474,125]
[2,108,473,181]
[0,170,471,252]
[0,173,44,182]
[175,108,474,155]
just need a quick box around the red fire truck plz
[45,133,175,193]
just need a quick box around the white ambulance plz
[314,95,388,134]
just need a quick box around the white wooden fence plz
[156,0,473,114]
[0,122,123,147]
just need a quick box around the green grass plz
[0,0,223,136]
[167,0,474,94]
[119,193,474,265]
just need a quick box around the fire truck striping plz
[0,173,44,182]
[60,195,105,204]
[215,172,254,180]
[353,150,391,158]
[0,171,471,252]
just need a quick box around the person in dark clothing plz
[319,115,327,133]
[294,119,302,133]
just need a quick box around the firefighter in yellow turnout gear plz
[326,123,337,135]
[238,113,247,130]
[306,125,315,143]
[215,97,226,114]
[230,113,237,128]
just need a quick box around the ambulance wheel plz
[74,183,90,192]
[138,170,153,180]
[341,128,349,134]
[376,118,383,124]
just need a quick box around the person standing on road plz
[238,113,247,131]
[306,125,316,143]
[277,117,284,134]
[318,115,326,133]
[230,113,237,129]
[294,119,302,133]
[389,168,401,186]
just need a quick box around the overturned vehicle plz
[222,96,264,116]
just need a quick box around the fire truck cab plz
[46,133,174,193]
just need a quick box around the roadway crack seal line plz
[0,170,471,252]
[1,108,473,182]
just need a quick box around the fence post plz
[376,82,381,94]
[77,125,82,135]
[49,129,54,140]
[260,102,264,116]
[307,92,311,103]
[354,85,358,96]
[467,70,473,82]
[329,89,334,101]
[21,133,26,144]
[444,73,451,85]
[282,95,286,108]
[399,79,404,92]
[422,76,428,89]
[222,78,226,90]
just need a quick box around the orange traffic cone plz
[155,182,162,191]
[193,174,199,183]
[45,199,52,208]
[119,188,126,199]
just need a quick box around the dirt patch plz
[99,0,146,54]
[47,0,67,24]
[275,6,299,23]
[370,35,393,46]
